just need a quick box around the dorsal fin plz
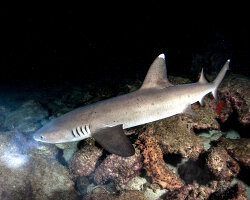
[198,68,208,84]
[140,54,173,89]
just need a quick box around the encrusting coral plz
[136,128,184,189]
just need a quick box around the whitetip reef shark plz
[33,54,229,157]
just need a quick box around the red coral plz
[216,100,228,123]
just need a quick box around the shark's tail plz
[212,59,230,101]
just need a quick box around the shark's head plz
[33,122,71,143]
[33,117,87,143]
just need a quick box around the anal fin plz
[92,125,135,157]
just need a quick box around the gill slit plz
[71,124,91,138]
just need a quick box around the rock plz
[206,147,240,181]
[151,115,204,160]
[124,176,147,191]
[164,180,237,200]
[0,106,9,130]
[178,159,212,185]
[84,188,146,200]
[218,74,250,125]
[191,97,220,130]
[94,148,143,186]
[56,141,79,165]
[144,185,168,200]
[217,137,250,169]
[3,100,48,134]
[0,131,78,200]
[137,129,184,189]
[75,176,90,196]
[70,144,103,178]
[165,182,214,200]
[209,182,248,200]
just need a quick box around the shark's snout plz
[33,130,47,142]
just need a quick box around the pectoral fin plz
[92,125,135,157]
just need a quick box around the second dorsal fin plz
[198,68,208,84]
[140,54,173,90]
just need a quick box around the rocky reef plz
[3,100,48,134]
[0,73,249,199]
[0,132,78,200]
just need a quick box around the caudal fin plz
[212,59,230,101]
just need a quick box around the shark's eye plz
[40,136,45,140]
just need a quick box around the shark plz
[33,54,229,157]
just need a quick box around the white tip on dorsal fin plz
[140,54,173,89]
[198,68,208,84]
[158,54,165,59]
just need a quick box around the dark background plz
[1,6,249,85]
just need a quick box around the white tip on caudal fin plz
[212,59,230,101]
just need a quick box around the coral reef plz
[206,147,240,181]
[137,128,184,189]
[70,144,103,178]
[209,182,248,200]
[164,181,248,200]
[3,100,48,133]
[94,148,143,186]
[150,115,204,160]
[215,99,231,123]
[218,74,250,125]
[217,137,250,169]
[0,131,78,200]
[191,96,219,130]
[164,182,214,200]
[84,187,146,200]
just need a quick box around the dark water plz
[1,6,250,200]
